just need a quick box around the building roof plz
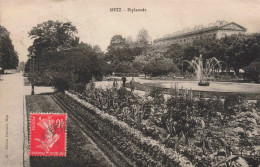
[154,21,247,42]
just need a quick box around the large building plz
[154,21,247,46]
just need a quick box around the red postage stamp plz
[30,113,67,156]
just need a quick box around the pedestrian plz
[113,79,116,87]
[121,76,126,87]
[130,77,135,92]
[113,79,118,88]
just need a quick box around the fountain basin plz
[198,81,210,86]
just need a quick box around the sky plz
[1,0,260,62]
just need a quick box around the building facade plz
[154,21,247,46]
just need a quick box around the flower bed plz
[65,91,194,167]
[66,83,260,166]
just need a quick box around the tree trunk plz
[31,84,35,95]
[234,69,239,76]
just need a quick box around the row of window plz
[155,33,219,46]
[175,33,217,43]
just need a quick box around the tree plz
[106,35,128,66]
[106,34,144,74]
[143,57,179,76]
[28,20,79,56]
[26,20,79,94]
[17,61,25,72]
[0,25,19,71]
[50,44,103,91]
[218,34,260,74]
[25,42,104,92]
[93,45,103,56]
[107,35,128,53]
[125,36,134,48]
[243,61,260,83]
[115,61,133,73]
[136,28,150,48]
[165,43,184,68]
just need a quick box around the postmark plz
[30,113,67,156]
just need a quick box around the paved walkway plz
[0,73,54,167]
[105,76,260,93]
[0,73,28,167]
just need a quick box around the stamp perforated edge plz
[29,113,67,157]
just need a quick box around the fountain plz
[185,55,221,86]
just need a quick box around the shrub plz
[143,58,179,77]
[117,87,128,100]
[148,87,165,104]
[243,61,260,83]
[52,72,77,92]
[224,94,240,115]
[166,96,199,143]
[70,82,86,92]
[52,77,71,92]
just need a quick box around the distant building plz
[154,20,247,46]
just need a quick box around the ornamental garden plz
[21,20,260,166]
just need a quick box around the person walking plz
[113,79,118,87]
[121,76,126,87]
[130,77,135,92]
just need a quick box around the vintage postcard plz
[1,0,260,166]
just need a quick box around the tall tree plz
[165,43,184,68]
[136,28,150,48]
[125,36,134,48]
[107,35,128,53]
[17,61,25,72]
[26,20,79,94]
[0,25,19,71]
[28,20,79,56]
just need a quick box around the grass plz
[26,95,113,167]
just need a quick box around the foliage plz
[25,20,105,92]
[148,87,165,105]
[68,82,86,93]
[67,81,260,166]
[115,61,133,73]
[52,72,76,92]
[243,61,260,83]
[28,20,79,55]
[0,25,19,70]
[144,57,179,76]
[114,33,260,76]
[66,91,193,167]
[165,43,184,68]
[136,28,151,49]
[224,94,247,116]
[161,33,260,76]
[105,32,149,74]
[196,97,223,126]
[166,95,200,143]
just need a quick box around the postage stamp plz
[30,113,67,156]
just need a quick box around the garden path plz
[0,73,28,167]
[112,77,260,93]
[0,72,53,167]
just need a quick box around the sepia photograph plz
[1,0,260,166]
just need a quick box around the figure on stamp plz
[35,116,60,153]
